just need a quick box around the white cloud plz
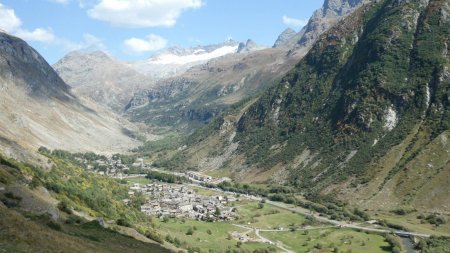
[0,3,56,43]
[124,34,167,54]
[87,0,203,27]
[0,3,22,32]
[15,28,56,43]
[283,15,308,27]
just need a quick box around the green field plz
[126,177,154,185]
[150,218,274,252]
[261,228,391,253]
[190,185,225,196]
[235,201,307,229]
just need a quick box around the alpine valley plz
[0,0,449,253]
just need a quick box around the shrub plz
[145,230,164,244]
[57,200,73,214]
[65,214,83,224]
[186,227,194,235]
[116,218,131,227]
[46,220,62,231]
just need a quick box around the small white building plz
[178,203,193,212]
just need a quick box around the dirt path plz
[232,224,294,253]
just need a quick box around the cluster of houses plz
[127,183,239,221]
[186,171,213,182]
[74,156,150,178]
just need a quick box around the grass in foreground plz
[261,228,391,253]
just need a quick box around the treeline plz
[39,147,136,168]
[201,181,370,222]
[145,171,187,184]
[201,181,296,197]
[416,236,450,253]
[39,147,107,162]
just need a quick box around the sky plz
[0,0,322,64]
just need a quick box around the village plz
[74,154,240,221]
[127,182,239,221]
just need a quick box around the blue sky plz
[0,0,322,64]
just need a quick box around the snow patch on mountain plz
[128,42,241,78]
[144,45,238,65]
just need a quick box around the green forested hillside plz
[176,0,449,211]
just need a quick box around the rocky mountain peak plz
[58,50,114,65]
[237,39,265,53]
[291,0,369,51]
[272,28,297,48]
[53,48,148,111]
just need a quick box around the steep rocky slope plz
[175,0,449,212]
[53,51,150,111]
[0,32,139,157]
